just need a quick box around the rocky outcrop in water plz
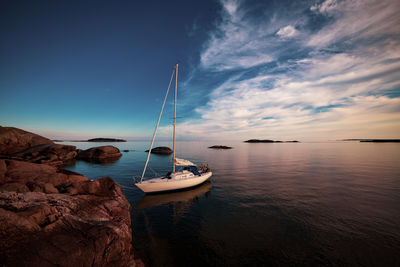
[0,159,143,266]
[77,146,123,163]
[145,146,173,155]
[359,139,400,143]
[0,127,125,166]
[208,145,233,149]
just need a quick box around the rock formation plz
[0,126,54,154]
[0,126,144,266]
[0,126,78,166]
[359,139,400,142]
[145,146,173,155]
[77,146,123,163]
[244,139,275,143]
[1,127,124,166]
[10,144,78,167]
[208,145,233,149]
[0,159,143,266]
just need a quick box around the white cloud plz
[307,0,400,47]
[310,0,338,13]
[200,0,281,70]
[276,25,298,38]
[222,0,239,16]
[186,0,400,140]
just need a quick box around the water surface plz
[65,141,400,266]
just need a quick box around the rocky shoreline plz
[0,126,144,266]
[0,127,123,166]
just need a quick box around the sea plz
[63,141,400,266]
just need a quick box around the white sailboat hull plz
[136,171,212,193]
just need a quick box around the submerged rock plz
[208,145,233,149]
[145,146,173,155]
[77,146,122,163]
[0,159,143,266]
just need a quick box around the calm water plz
[64,141,400,266]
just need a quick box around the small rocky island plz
[87,138,126,142]
[342,139,400,142]
[0,126,143,266]
[244,139,299,143]
[208,145,233,149]
[145,146,173,155]
[359,139,400,143]
[77,146,122,163]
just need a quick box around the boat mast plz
[173,64,178,173]
[140,68,175,183]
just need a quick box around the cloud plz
[222,0,239,16]
[307,0,400,47]
[184,0,400,140]
[276,25,298,38]
[310,0,338,13]
[199,0,280,70]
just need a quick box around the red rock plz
[12,144,78,166]
[77,146,122,163]
[0,126,54,154]
[0,159,142,266]
[145,146,173,155]
[0,182,29,193]
[43,183,59,194]
[0,126,79,166]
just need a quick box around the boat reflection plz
[135,182,212,265]
[136,181,212,210]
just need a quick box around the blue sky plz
[1,0,399,141]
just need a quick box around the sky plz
[1,0,400,141]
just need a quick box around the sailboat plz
[135,64,212,193]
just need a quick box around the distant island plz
[208,145,233,149]
[244,139,299,143]
[342,139,400,143]
[56,138,127,142]
[360,139,400,143]
[87,138,126,142]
